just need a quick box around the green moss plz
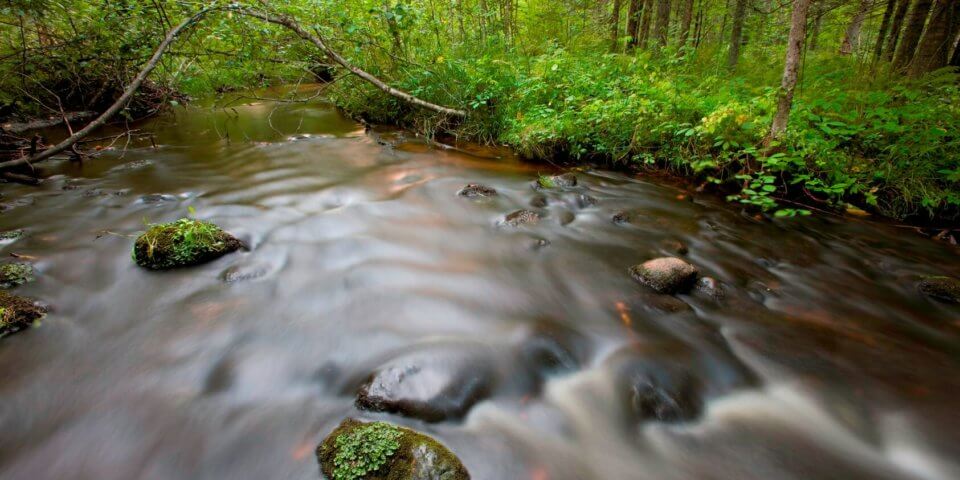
[536,175,556,189]
[317,419,470,480]
[133,218,241,270]
[0,263,34,288]
[0,290,46,338]
[0,229,24,241]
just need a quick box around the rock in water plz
[629,257,699,294]
[0,291,46,338]
[501,209,540,227]
[317,419,470,480]
[695,276,724,300]
[133,218,242,270]
[356,347,494,422]
[0,263,34,288]
[457,184,497,198]
[536,173,577,189]
[918,276,960,303]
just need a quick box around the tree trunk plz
[677,0,695,50]
[503,0,514,43]
[908,0,953,75]
[951,32,960,66]
[809,5,823,50]
[639,0,655,48]
[769,0,811,141]
[840,0,873,55]
[611,0,623,52]
[874,0,898,59]
[892,0,934,71]
[655,0,672,49]
[728,0,748,68]
[694,0,705,47]
[884,0,912,59]
[627,0,642,48]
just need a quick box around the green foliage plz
[133,217,239,269]
[0,263,34,288]
[536,174,556,188]
[331,422,402,480]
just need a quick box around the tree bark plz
[892,0,934,71]
[639,0,655,48]
[728,0,748,68]
[769,0,811,141]
[627,0,642,49]
[611,0,623,51]
[907,0,953,75]
[884,0,912,59]
[655,0,672,49]
[874,0,898,59]
[810,5,823,50]
[839,0,873,55]
[677,0,695,50]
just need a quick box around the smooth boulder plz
[317,419,470,480]
[133,218,242,270]
[356,346,494,422]
[0,291,46,338]
[918,276,960,303]
[629,257,699,294]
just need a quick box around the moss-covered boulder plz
[0,291,46,338]
[0,263,34,288]
[133,218,242,270]
[317,419,469,480]
[918,276,960,303]
[629,257,699,294]
[535,173,577,189]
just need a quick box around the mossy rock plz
[918,276,960,303]
[535,173,577,189]
[133,218,242,270]
[629,257,699,294]
[0,263,34,288]
[317,419,470,480]
[0,290,46,338]
[0,229,25,241]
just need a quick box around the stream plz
[1,92,958,480]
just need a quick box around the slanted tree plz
[677,0,695,50]
[728,0,748,68]
[874,0,898,58]
[892,0,935,71]
[840,0,874,55]
[770,0,812,140]
[611,0,623,51]
[627,0,643,48]
[654,0,672,49]
[907,0,954,75]
[639,0,655,48]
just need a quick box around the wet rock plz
[695,276,724,300]
[529,194,548,208]
[558,210,576,226]
[220,262,271,283]
[0,263,34,288]
[317,419,470,480]
[457,183,497,198]
[138,193,177,204]
[611,350,702,423]
[518,321,586,380]
[918,276,960,304]
[640,293,692,314]
[629,257,699,294]
[535,173,577,189]
[0,290,46,338]
[109,159,153,172]
[133,218,242,270]
[612,211,630,224]
[574,194,598,208]
[0,229,24,241]
[529,237,551,250]
[500,209,540,227]
[356,346,494,422]
[660,239,689,255]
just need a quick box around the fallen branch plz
[0,4,466,173]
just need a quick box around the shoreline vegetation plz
[1,1,958,235]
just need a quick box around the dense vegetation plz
[2,0,958,224]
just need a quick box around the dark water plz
[1,92,959,480]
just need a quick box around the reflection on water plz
[0,92,958,480]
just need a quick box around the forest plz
[1,0,959,225]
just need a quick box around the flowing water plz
[1,92,959,480]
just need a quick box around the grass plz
[132,217,240,270]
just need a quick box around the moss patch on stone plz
[317,418,470,480]
[133,218,241,270]
[0,229,25,241]
[0,291,46,338]
[0,263,34,288]
[918,276,960,303]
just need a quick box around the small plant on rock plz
[0,263,34,288]
[133,212,241,269]
[331,422,402,480]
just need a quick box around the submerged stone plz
[501,209,540,227]
[918,276,960,304]
[695,276,724,300]
[629,257,699,294]
[0,229,25,241]
[0,263,34,288]
[317,418,470,480]
[612,211,630,224]
[356,346,494,422]
[132,218,242,270]
[457,184,497,198]
[536,173,577,189]
[0,290,46,338]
